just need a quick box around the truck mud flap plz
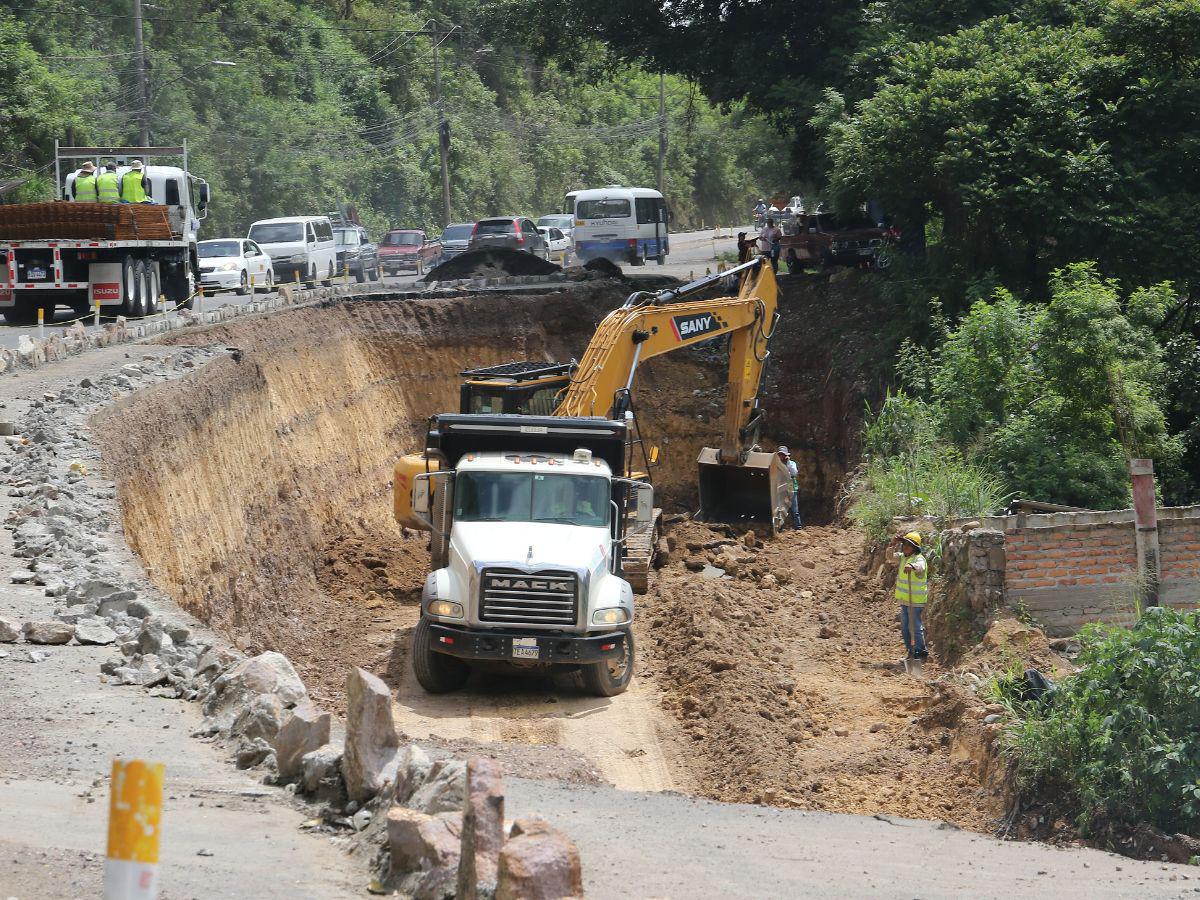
[697,448,791,532]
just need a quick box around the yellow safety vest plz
[97,171,120,203]
[895,554,928,606]
[120,171,147,203]
[74,174,98,202]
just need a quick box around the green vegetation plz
[1001,607,1200,836]
[0,0,789,235]
[853,263,1180,517]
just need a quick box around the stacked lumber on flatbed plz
[0,202,175,241]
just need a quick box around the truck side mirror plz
[634,482,654,527]
[413,477,431,516]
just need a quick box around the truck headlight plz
[591,607,630,626]
[428,600,463,618]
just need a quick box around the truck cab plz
[396,414,653,697]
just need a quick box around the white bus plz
[571,186,668,266]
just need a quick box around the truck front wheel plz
[411,618,470,693]
[581,631,634,697]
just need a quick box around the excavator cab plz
[458,362,573,415]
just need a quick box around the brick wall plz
[979,506,1200,636]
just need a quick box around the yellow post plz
[94,293,101,326]
[344,261,350,284]
[37,306,44,340]
[104,759,164,900]
[249,273,255,295]
[196,283,204,314]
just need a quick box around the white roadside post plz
[37,306,44,340]
[93,293,101,327]
[104,758,164,900]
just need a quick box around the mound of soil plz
[582,257,625,279]
[423,247,561,282]
[644,519,1010,829]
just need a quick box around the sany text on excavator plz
[394,258,787,697]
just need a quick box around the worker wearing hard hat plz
[70,161,99,202]
[776,446,802,529]
[96,161,121,203]
[119,160,152,203]
[892,531,928,659]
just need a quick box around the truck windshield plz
[249,223,303,244]
[334,229,359,247]
[197,240,239,258]
[454,472,609,528]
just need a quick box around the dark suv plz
[334,225,381,282]
[467,217,549,259]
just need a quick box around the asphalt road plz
[0,228,742,351]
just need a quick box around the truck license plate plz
[511,637,540,660]
[28,267,47,279]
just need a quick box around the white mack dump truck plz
[394,414,654,697]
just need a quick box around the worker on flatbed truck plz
[97,162,120,203]
[120,160,152,203]
[70,161,98,201]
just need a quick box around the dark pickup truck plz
[779,212,896,270]
[334,225,381,282]
[379,229,442,276]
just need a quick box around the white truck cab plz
[397,415,652,697]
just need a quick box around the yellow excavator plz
[397,257,790,591]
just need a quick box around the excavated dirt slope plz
[87,273,1014,823]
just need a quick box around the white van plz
[572,186,668,265]
[247,215,337,286]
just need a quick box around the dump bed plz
[427,413,628,474]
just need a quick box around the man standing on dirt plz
[892,531,928,660]
[758,218,783,272]
[777,446,802,529]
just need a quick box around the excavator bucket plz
[696,448,793,532]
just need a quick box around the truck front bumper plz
[427,623,627,664]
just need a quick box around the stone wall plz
[927,528,1006,658]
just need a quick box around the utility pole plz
[433,22,452,227]
[133,0,150,147]
[656,72,666,196]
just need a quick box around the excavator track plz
[624,508,662,594]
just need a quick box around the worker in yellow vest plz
[96,161,121,203]
[70,161,99,201]
[892,531,928,660]
[119,159,152,203]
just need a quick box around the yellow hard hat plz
[902,531,922,548]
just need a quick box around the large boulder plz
[497,818,584,900]
[387,807,462,899]
[23,621,74,645]
[0,617,20,642]
[394,743,434,806]
[457,757,504,900]
[341,667,400,801]
[231,693,285,742]
[201,651,307,734]
[273,700,331,782]
[300,744,343,797]
[74,620,117,645]
[409,759,466,816]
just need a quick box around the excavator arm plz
[556,258,779,464]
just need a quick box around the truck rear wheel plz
[411,618,469,694]
[581,631,634,697]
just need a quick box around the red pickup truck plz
[379,229,443,276]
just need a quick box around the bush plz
[1005,607,1200,836]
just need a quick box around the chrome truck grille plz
[480,569,579,626]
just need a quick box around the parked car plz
[438,223,475,262]
[334,225,381,282]
[197,238,274,295]
[536,213,575,243]
[537,226,571,264]
[247,215,337,286]
[379,229,442,276]
[468,217,549,259]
